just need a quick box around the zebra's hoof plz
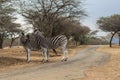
[41,59,49,63]
[61,59,64,62]
[61,58,68,62]
[26,60,30,63]
[44,60,49,62]
[61,59,67,62]
[41,59,44,62]
[64,58,68,61]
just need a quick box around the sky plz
[82,0,120,36]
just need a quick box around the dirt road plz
[0,45,110,80]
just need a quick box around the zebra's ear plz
[34,29,38,33]
[21,32,24,36]
[19,32,25,37]
[26,34,30,39]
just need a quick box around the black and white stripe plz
[20,31,68,62]
[47,35,67,49]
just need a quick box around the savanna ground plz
[0,45,120,80]
[0,45,88,72]
[81,45,120,80]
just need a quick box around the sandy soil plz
[0,45,87,71]
[81,45,120,80]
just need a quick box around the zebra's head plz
[33,29,44,37]
[20,32,30,44]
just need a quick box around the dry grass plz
[0,45,88,71]
[81,45,120,80]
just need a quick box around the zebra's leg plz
[44,48,49,62]
[53,49,57,55]
[25,48,31,62]
[61,46,68,61]
[41,49,45,62]
[41,48,49,62]
[64,49,68,61]
[47,49,49,62]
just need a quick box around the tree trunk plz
[75,41,77,46]
[110,32,117,47]
[0,41,3,49]
[9,38,14,48]
[0,34,4,49]
[119,35,120,46]
[80,40,84,45]
[9,37,19,48]
[0,38,3,49]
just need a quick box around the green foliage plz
[97,14,120,32]
[72,25,91,45]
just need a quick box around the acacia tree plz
[16,0,87,37]
[0,0,21,48]
[97,14,120,47]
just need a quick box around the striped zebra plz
[20,31,68,62]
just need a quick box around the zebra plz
[33,29,58,55]
[20,31,68,62]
